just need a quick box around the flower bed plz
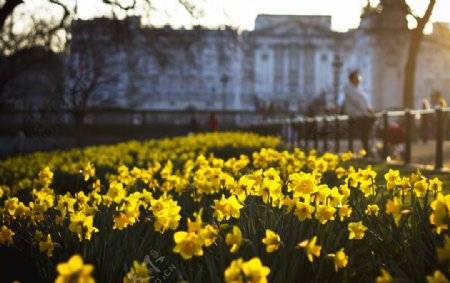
[0,132,449,283]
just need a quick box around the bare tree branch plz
[102,0,137,11]
[0,0,23,32]
[402,0,437,108]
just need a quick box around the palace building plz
[68,0,450,113]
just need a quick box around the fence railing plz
[1,107,449,170]
[243,107,450,171]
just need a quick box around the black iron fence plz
[244,107,450,171]
[1,107,449,170]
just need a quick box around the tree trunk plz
[402,0,436,109]
[403,30,422,109]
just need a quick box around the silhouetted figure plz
[344,70,375,156]
[208,112,218,132]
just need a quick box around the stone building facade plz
[68,0,450,113]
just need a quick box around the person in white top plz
[344,70,375,155]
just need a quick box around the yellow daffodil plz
[328,248,349,271]
[315,204,336,224]
[261,229,281,253]
[430,193,450,234]
[338,204,352,221]
[376,268,394,283]
[39,234,54,257]
[226,226,243,253]
[384,169,400,190]
[426,270,449,283]
[241,257,271,283]
[366,204,380,216]
[298,236,321,262]
[436,235,450,263]
[83,162,95,181]
[173,231,204,260]
[123,261,150,283]
[348,221,368,240]
[0,225,15,246]
[386,197,403,225]
[294,200,315,221]
[200,224,219,247]
[224,258,244,283]
[55,254,95,283]
[414,179,429,197]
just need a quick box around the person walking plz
[344,70,375,156]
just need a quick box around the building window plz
[274,47,284,94]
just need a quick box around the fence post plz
[383,111,389,160]
[297,121,303,149]
[335,116,340,153]
[313,118,318,149]
[323,117,329,152]
[404,109,412,164]
[435,108,444,170]
[348,118,353,152]
[305,120,309,150]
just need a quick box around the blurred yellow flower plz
[414,179,429,198]
[224,258,244,283]
[384,169,400,190]
[241,257,271,283]
[261,229,281,253]
[436,235,450,263]
[430,193,450,234]
[429,178,443,193]
[39,234,54,257]
[83,162,95,181]
[200,224,219,247]
[55,254,95,283]
[376,268,394,283]
[426,270,449,283]
[348,221,368,240]
[214,195,243,222]
[328,248,348,271]
[298,236,321,262]
[288,172,317,197]
[123,261,150,283]
[366,204,380,216]
[224,257,270,283]
[294,200,315,221]
[0,225,15,246]
[338,204,352,221]
[68,212,99,241]
[173,231,204,260]
[39,166,54,188]
[386,197,403,225]
[226,226,243,253]
[315,204,336,224]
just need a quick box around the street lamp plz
[332,54,343,111]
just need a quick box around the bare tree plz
[1,0,203,147]
[402,0,437,108]
[0,0,202,33]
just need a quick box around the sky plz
[74,0,450,32]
